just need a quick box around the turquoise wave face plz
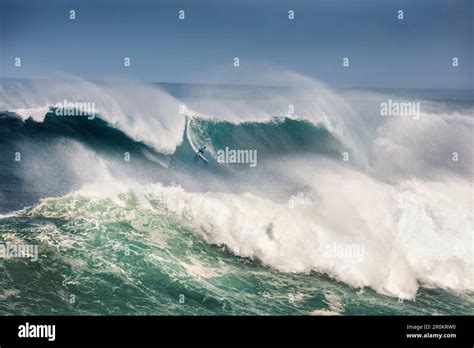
[187,117,342,158]
[1,193,472,315]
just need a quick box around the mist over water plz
[0,75,473,314]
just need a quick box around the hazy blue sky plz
[1,0,472,88]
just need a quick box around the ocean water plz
[0,78,473,315]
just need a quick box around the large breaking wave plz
[0,76,472,305]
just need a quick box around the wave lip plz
[1,78,186,154]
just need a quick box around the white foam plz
[111,164,471,300]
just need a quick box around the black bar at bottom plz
[0,315,472,346]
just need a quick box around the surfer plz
[198,146,206,156]
[196,145,209,162]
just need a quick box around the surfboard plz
[197,152,209,162]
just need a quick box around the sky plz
[1,0,472,89]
